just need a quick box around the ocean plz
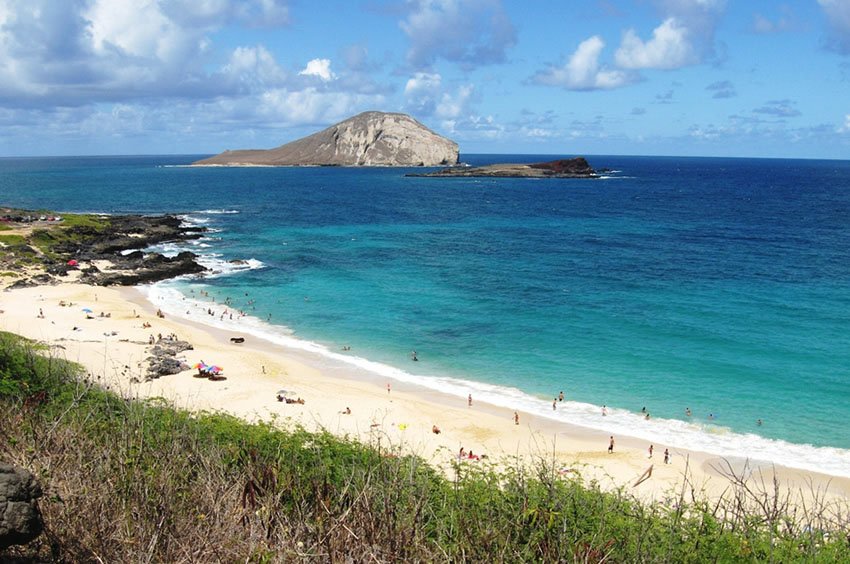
[2,154,849,477]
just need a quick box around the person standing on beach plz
[514,411,519,425]
[468,393,472,407]
[648,444,653,458]
[552,399,557,411]
[664,448,669,464]
[608,436,615,453]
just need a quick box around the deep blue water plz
[2,154,850,475]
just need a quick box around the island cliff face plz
[193,111,459,167]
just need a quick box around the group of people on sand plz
[646,444,672,464]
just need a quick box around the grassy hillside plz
[1,331,847,562]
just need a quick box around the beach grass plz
[1,330,847,562]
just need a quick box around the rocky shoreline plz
[408,157,599,179]
[1,210,207,290]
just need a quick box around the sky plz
[0,0,849,159]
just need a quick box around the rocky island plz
[410,157,598,179]
[193,111,459,167]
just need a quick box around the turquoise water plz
[2,155,849,476]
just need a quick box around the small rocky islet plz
[408,157,599,179]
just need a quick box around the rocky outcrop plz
[411,157,597,179]
[2,213,208,288]
[81,251,206,286]
[146,339,194,380]
[193,111,459,167]
[0,463,43,549]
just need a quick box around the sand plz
[2,280,849,512]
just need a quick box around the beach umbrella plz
[192,362,206,369]
[81,307,93,313]
[276,389,294,396]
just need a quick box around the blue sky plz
[1,0,849,158]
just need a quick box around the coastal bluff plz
[193,111,459,167]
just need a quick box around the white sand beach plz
[2,279,849,511]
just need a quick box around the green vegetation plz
[0,234,27,246]
[0,211,112,273]
[58,213,111,230]
[29,228,75,260]
[1,331,847,562]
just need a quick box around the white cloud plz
[163,0,290,27]
[752,7,797,35]
[221,45,286,90]
[86,0,188,61]
[531,36,632,91]
[257,87,383,125]
[404,72,442,115]
[0,0,294,107]
[818,0,850,54]
[401,0,517,68]
[404,72,474,119]
[298,58,335,81]
[404,72,442,96]
[840,114,850,133]
[615,18,695,69]
[611,0,725,70]
[440,114,505,140]
[753,99,801,118]
[436,84,473,119]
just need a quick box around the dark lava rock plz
[85,251,206,286]
[0,462,44,549]
[528,157,596,176]
[146,339,194,379]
